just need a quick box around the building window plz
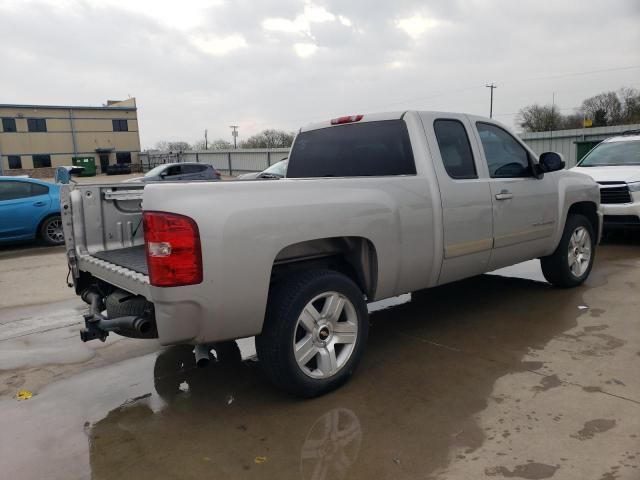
[112,119,128,132]
[116,152,132,164]
[27,118,47,132]
[8,155,22,169]
[32,154,52,168]
[2,118,17,132]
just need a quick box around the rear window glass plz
[287,120,416,178]
[433,119,477,179]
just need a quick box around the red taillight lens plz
[143,211,202,287]
[330,114,363,125]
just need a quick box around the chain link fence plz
[139,149,290,176]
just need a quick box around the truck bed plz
[93,246,148,276]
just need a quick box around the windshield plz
[144,164,170,177]
[578,139,640,167]
[262,159,288,176]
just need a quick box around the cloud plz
[293,42,319,57]
[395,14,446,40]
[262,2,347,37]
[190,34,248,56]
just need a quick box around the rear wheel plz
[540,214,595,288]
[256,269,369,398]
[40,215,64,245]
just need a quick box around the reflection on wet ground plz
[1,245,640,479]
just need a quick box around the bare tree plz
[581,91,622,126]
[191,139,233,150]
[517,104,563,132]
[155,141,191,152]
[619,87,640,123]
[240,129,295,149]
[560,113,584,130]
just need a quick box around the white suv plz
[572,131,640,228]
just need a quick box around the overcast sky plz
[1,0,639,148]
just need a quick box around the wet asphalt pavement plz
[1,240,639,479]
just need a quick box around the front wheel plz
[540,214,595,288]
[256,269,369,398]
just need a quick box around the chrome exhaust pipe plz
[194,344,211,367]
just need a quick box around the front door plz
[421,113,494,285]
[473,122,558,269]
[99,154,110,173]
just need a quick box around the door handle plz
[495,190,513,201]
[33,201,47,207]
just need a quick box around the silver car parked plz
[124,162,221,183]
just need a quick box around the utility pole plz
[230,125,239,149]
[485,83,497,118]
[204,129,208,150]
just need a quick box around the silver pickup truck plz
[62,111,601,397]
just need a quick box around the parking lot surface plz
[0,241,639,479]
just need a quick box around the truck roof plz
[299,110,492,133]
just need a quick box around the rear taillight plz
[143,211,202,287]
[330,114,363,125]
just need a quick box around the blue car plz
[0,176,63,245]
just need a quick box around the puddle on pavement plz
[2,250,638,479]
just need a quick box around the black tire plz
[256,269,369,398]
[106,289,148,318]
[540,214,595,288]
[39,215,64,246]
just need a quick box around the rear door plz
[0,180,51,240]
[420,113,493,284]
[472,121,559,269]
[181,164,209,180]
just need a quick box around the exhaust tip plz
[194,344,211,368]
[196,357,210,368]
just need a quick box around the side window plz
[31,184,49,196]
[287,120,416,178]
[2,118,17,132]
[166,165,182,176]
[0,181,35,201]
[433,119,477,179]
[112,119,128,132]
[182,164,205,174]
[476,123,532,178]
[116,152,131,164]
[8,155,22,169]
[32,154,52,168]
[27,118,47,132]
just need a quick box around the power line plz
[229,125,239,149]
[486,83,497,118]
[500,65,640,85]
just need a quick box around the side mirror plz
[159,172,167,178]
[539,152,565,173]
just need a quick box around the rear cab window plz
[433,119,477,179]
[287,120,416,178]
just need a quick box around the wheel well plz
[36,212,61,238]
[271,237,378,299]
[567,202,598,234]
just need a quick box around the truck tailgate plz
[93,246,148,275]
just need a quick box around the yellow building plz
[0,98,140,176]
